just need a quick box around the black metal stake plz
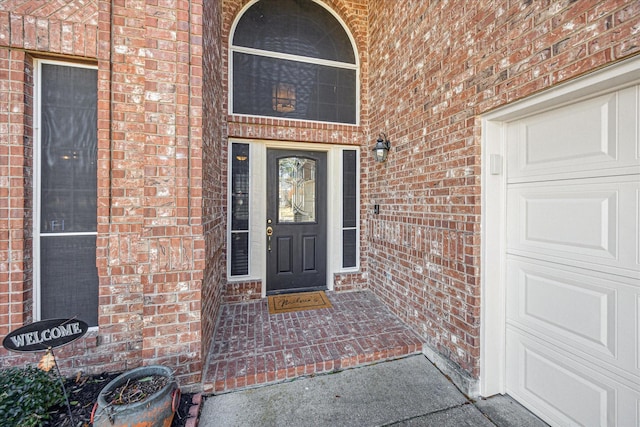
[50,347,75,427]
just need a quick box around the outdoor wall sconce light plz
[372,133,391,163]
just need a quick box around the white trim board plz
[226,139,361,298]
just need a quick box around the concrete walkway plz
[199,355,549,427]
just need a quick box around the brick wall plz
[367,0,639,378]
[103,0,205,385]
[0,0,207,386]
[0,48,32,339]
[202,0,226,366]
[0,0,104,371]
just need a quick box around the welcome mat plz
[268,291,332,314]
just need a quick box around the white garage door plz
[505,85,640,426]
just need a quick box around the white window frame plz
[33,59,99,324]
[228,0,361,126]
[227,142,254,280]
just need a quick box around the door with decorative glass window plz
[266,149,327,294]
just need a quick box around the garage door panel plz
[509,188,617,257]
[507,258,617,357]
[506,258,640,380]
[508,85,639,182]
[515,93,617,165]
[621,86,640,162]
[506,330,639,427]
[507,176,639,276]
[509,335,614,427]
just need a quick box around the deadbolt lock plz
[266,226,273,236]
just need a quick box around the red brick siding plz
[0,0,104,372]
[367,0,639,377]
[106,0,205,385]
[1,0,637,390]
[201,0,226,366]
[0,8,98,56]
[0,50,32,337]
[0,1,98,25]
[223,280,262,303]
[0,0,206,386]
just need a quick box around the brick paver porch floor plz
[202,290,425,393]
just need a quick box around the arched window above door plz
[230,0,358,124]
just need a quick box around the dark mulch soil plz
[44,372,194,427]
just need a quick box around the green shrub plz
[0,365,64,427]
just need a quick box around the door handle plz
[266,226,273,251]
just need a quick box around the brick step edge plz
[184,393,203,427]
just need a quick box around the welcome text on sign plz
[9,322,83,348]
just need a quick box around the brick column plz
[105,0,204,384]
[0,48,32,336]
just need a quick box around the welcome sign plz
[3,318,88,353]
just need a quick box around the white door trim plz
[480,55,640,397]
[226,139,360,297]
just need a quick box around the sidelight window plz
[342,150,358,268]
[230,143,250,276]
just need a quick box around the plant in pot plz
[91,365,180,427]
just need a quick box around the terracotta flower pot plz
[91,365,180,427]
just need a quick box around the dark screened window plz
[233,0,355,63]
[231,0,357,124]
[41,236,98,326]
[39,63,98,326]
[342,150,357,268]
[231,143,250,276]
[41,64,97,234]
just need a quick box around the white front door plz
[503,84,640,425]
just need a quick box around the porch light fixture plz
[372,133,391,162]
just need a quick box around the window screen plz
[40,236,99,326]
[230,143,250,276]
[39,63,98,326]
[342,150,357,268]
[41,64,97,234]
[233,0,355,63]
[233,53,356,124]
[231,0,357,124]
